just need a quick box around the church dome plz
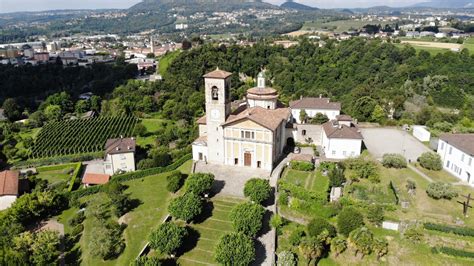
[246,86,278,99]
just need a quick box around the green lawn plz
[310,170,329,195]
[36,163,77,184]
[68,160,191,265]
[282,168,312,188]
[136,118,170,147]
[394,43,449,55]
[462,37,474,53]
[413,164,459,183]
[178,196,245,265]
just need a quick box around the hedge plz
[69,154,192,199]
[434,246,474,258]
[68,163,83,192]
[424,222,474,237]
[289,161,315,171]
[13,152,104,168]
[389,181,400,205]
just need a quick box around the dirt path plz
[408,164,434,183]
[401,40,461,50]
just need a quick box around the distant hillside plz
[411,0,474,8]
[280,0,317,11]
[129,0,273,11]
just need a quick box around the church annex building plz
[192,68,363,172]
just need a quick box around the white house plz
[437,134,474,185]
[104,137,136,175]
[321,117,363,159]
[0,170,19,210]
[289,96,341,124]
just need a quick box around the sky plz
[0,0,425,13]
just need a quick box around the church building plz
[192,68,363,172]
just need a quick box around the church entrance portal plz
[244,152,252,167]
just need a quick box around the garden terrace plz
[177,196,246,265]
[30,116,138,158]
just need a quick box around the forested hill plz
[281,1,318,10]
[129,0,273,11]
[152,40,473,132]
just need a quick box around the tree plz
[298,237,324,264]
[372,237,388,260]
[168,193,202,222]
[307,217,336,238]
[310,113,329,124]
[215,232,255,265]
[352,96,377,121]
[184,173,214,196]
[382,153,407,168]
[330,236,347,257]
[44,105,62,121]
[149,222,187,255]
[277,250,297,266]
[182,39,192,50]
[13,230,61,265]
[244,178,272,204]
[337,207,365,236]
[299,109,308,123]
[88,221,125,260]
[134,256,162,266]
[418,152,442,171]
[133,123,147,137]
[2,98,21,121]
[426,182,458,200]
[371,104,385,123]
[75,100,90,114]
[328,167,346,188]
[348,227,374,258]
[230,202,265,237]
[366,204,384,226]
[166,171,186,193]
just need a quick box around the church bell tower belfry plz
[203,67,232,164]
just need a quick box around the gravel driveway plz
[360,128,431,161]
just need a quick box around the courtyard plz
[360,128,431,161]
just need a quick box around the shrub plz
[244,178,272,204]
[406,180,416,191]
[437,246,474,258]
[330,236,347,257]
[230,202,265,237]
[270,214,284,230]
[372,237,388,260]
[134,256,162,266]
[68,211,85,226]
[426,182,458,200]
[278,191,289,206]
[348,227,374,258]
[277,251,297,266]
[289,227,306,246]
[403,226,424,243]
[184,173,214,196]
[337,207,365,236]
[307,217,336,238]
[366,205,384,226]
[328,167,346,188]
[423,222,474,237]
[149,222,188,255]
[168,193,203,222]
[289,161,315,171]
[418,152,442,171]
[382,153,407,168]
[343,156,380,183]
[215,232,255,265]
[166,171,186,193]
[71,224,84,237]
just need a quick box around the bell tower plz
[203,67,232,164]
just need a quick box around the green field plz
[31,116,138,158]
[178,195,245,265]
[36,163,79,184]
[303,19,384,33]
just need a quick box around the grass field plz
[178,195,246,265]
[36,163,78,184]
[302,19,384,33]
[158,51,181,76]
[59,160,192,265]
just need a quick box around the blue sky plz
[0,0,424,13]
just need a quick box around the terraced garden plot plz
[178,196,246,265]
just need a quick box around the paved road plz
[361,128,431,162]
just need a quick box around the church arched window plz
[211,86,219,100]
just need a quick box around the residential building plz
[437,134,474,185]
[321,117,363,160]
[290,96,341,124]
[104,137,136,175]
[0,170,19,210]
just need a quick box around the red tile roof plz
[223,106,291,131]
[203,68,232,79]
[290,97,341,110]
[322,120,363,140]
[0,170,19,196]
[82,173,110,185]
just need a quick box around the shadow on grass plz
[176,226,201,257]
[193,200,214,224]
[258,209,273,237]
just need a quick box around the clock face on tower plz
[211,109,221,120]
